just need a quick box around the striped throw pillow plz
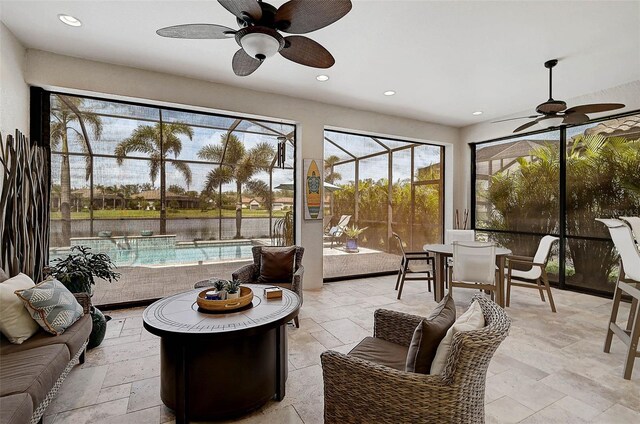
[15,279,84,335]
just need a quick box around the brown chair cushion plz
[257,246,296,285]
[0,315,91,358]
[0,344,70,408]
[0,393,33,424]
[405,294,456,374]
[348,336,409,371]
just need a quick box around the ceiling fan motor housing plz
[536,99,567,115]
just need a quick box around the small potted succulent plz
[213,279,228,300]
[46,246,120,348]
[226,280,242,299]
[344,225,368,253]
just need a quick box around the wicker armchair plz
[232,246,304,327]
[321,294,511,424]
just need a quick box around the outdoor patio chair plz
[323,214,351,248]
[321,294,511,424]
[597,218,640,380]
[505,235,558,313]
[449,241,498,302]
[231,245,304,328]
[444,229,475,286]
[392,233,435,300]
[620,216,640,245]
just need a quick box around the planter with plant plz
[344,225,368,253]
[47,246,120,349]
[226,280,241,299]
[213,279,228,300]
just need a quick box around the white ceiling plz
[1,0,639,127]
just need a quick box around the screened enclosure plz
[473,112,640,295]
[47,93,296,305]
[323,130,444,279]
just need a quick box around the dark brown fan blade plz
[564,103,625,114]
[156,24,236,39]
[218,0,262,22]
[492,115,540,123]
[232,49,262,76]
[513,120,540,133]
[562,112,590,125]
[275,0,352,34]
[280,36,335,68]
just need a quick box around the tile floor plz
[44,275,640,423]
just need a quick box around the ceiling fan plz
[156,0,352,76]
[493,59,625,133]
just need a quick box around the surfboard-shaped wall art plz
[304,159,323,220]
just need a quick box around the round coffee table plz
[143,284,300,423]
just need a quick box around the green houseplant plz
[47,246,120,348]
[226,280,242,299]
[344,225,368,252]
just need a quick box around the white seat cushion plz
[0,273,40,344]
[430,300,485,374]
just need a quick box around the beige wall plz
[25,49,462,289]
[0,22,29,139]
[457,80,640,213]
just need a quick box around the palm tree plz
[324,155,342,217]
[198,133,274,238]
[114,122,193,233]
[50,95,103,245]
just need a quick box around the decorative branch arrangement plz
[0,131,51,282]
[454,209,469,230]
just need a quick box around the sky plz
[51,95,442,193]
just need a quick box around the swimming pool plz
[50,240,255,267]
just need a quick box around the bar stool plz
[393,233,435,300]
[597,218,640,380]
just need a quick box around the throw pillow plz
[430,300,485,375]
[405,294,456,373]
[15,278,84,336]
[257,246,296,285]
[0,273,41,344]
[0,268,9,283]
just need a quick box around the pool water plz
[50,241,255,267]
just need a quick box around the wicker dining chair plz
[321,294,511,424]
[392,233,435,300]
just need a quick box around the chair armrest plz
[321,350,453,424]
[73,292,91,315]
[507,258,545,268]
[292,265,304,303]
[374,309,423,347]
[507,255,534,261]
[232,264,257,283]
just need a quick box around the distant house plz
[241,196,293,211]
[138,190,198,209]
[272,197,293,211]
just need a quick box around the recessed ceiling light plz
[58,14,82,27]
[472,111,483,116]
[316,75,329,82]
[383,90,396,96]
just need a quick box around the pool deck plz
[91,245,404,306]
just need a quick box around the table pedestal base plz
[160,325,288,423]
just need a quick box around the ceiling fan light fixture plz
[316,74,329,82]
[383,90,396,96]
[472,111,483,116]
[240,32,281,60]
[537,116,564,130]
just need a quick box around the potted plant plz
[343,225,368,253]
[226,280,241,299]
[46,246,120,349]
[213,279,228,300]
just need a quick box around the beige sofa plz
[0,293,92,424]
